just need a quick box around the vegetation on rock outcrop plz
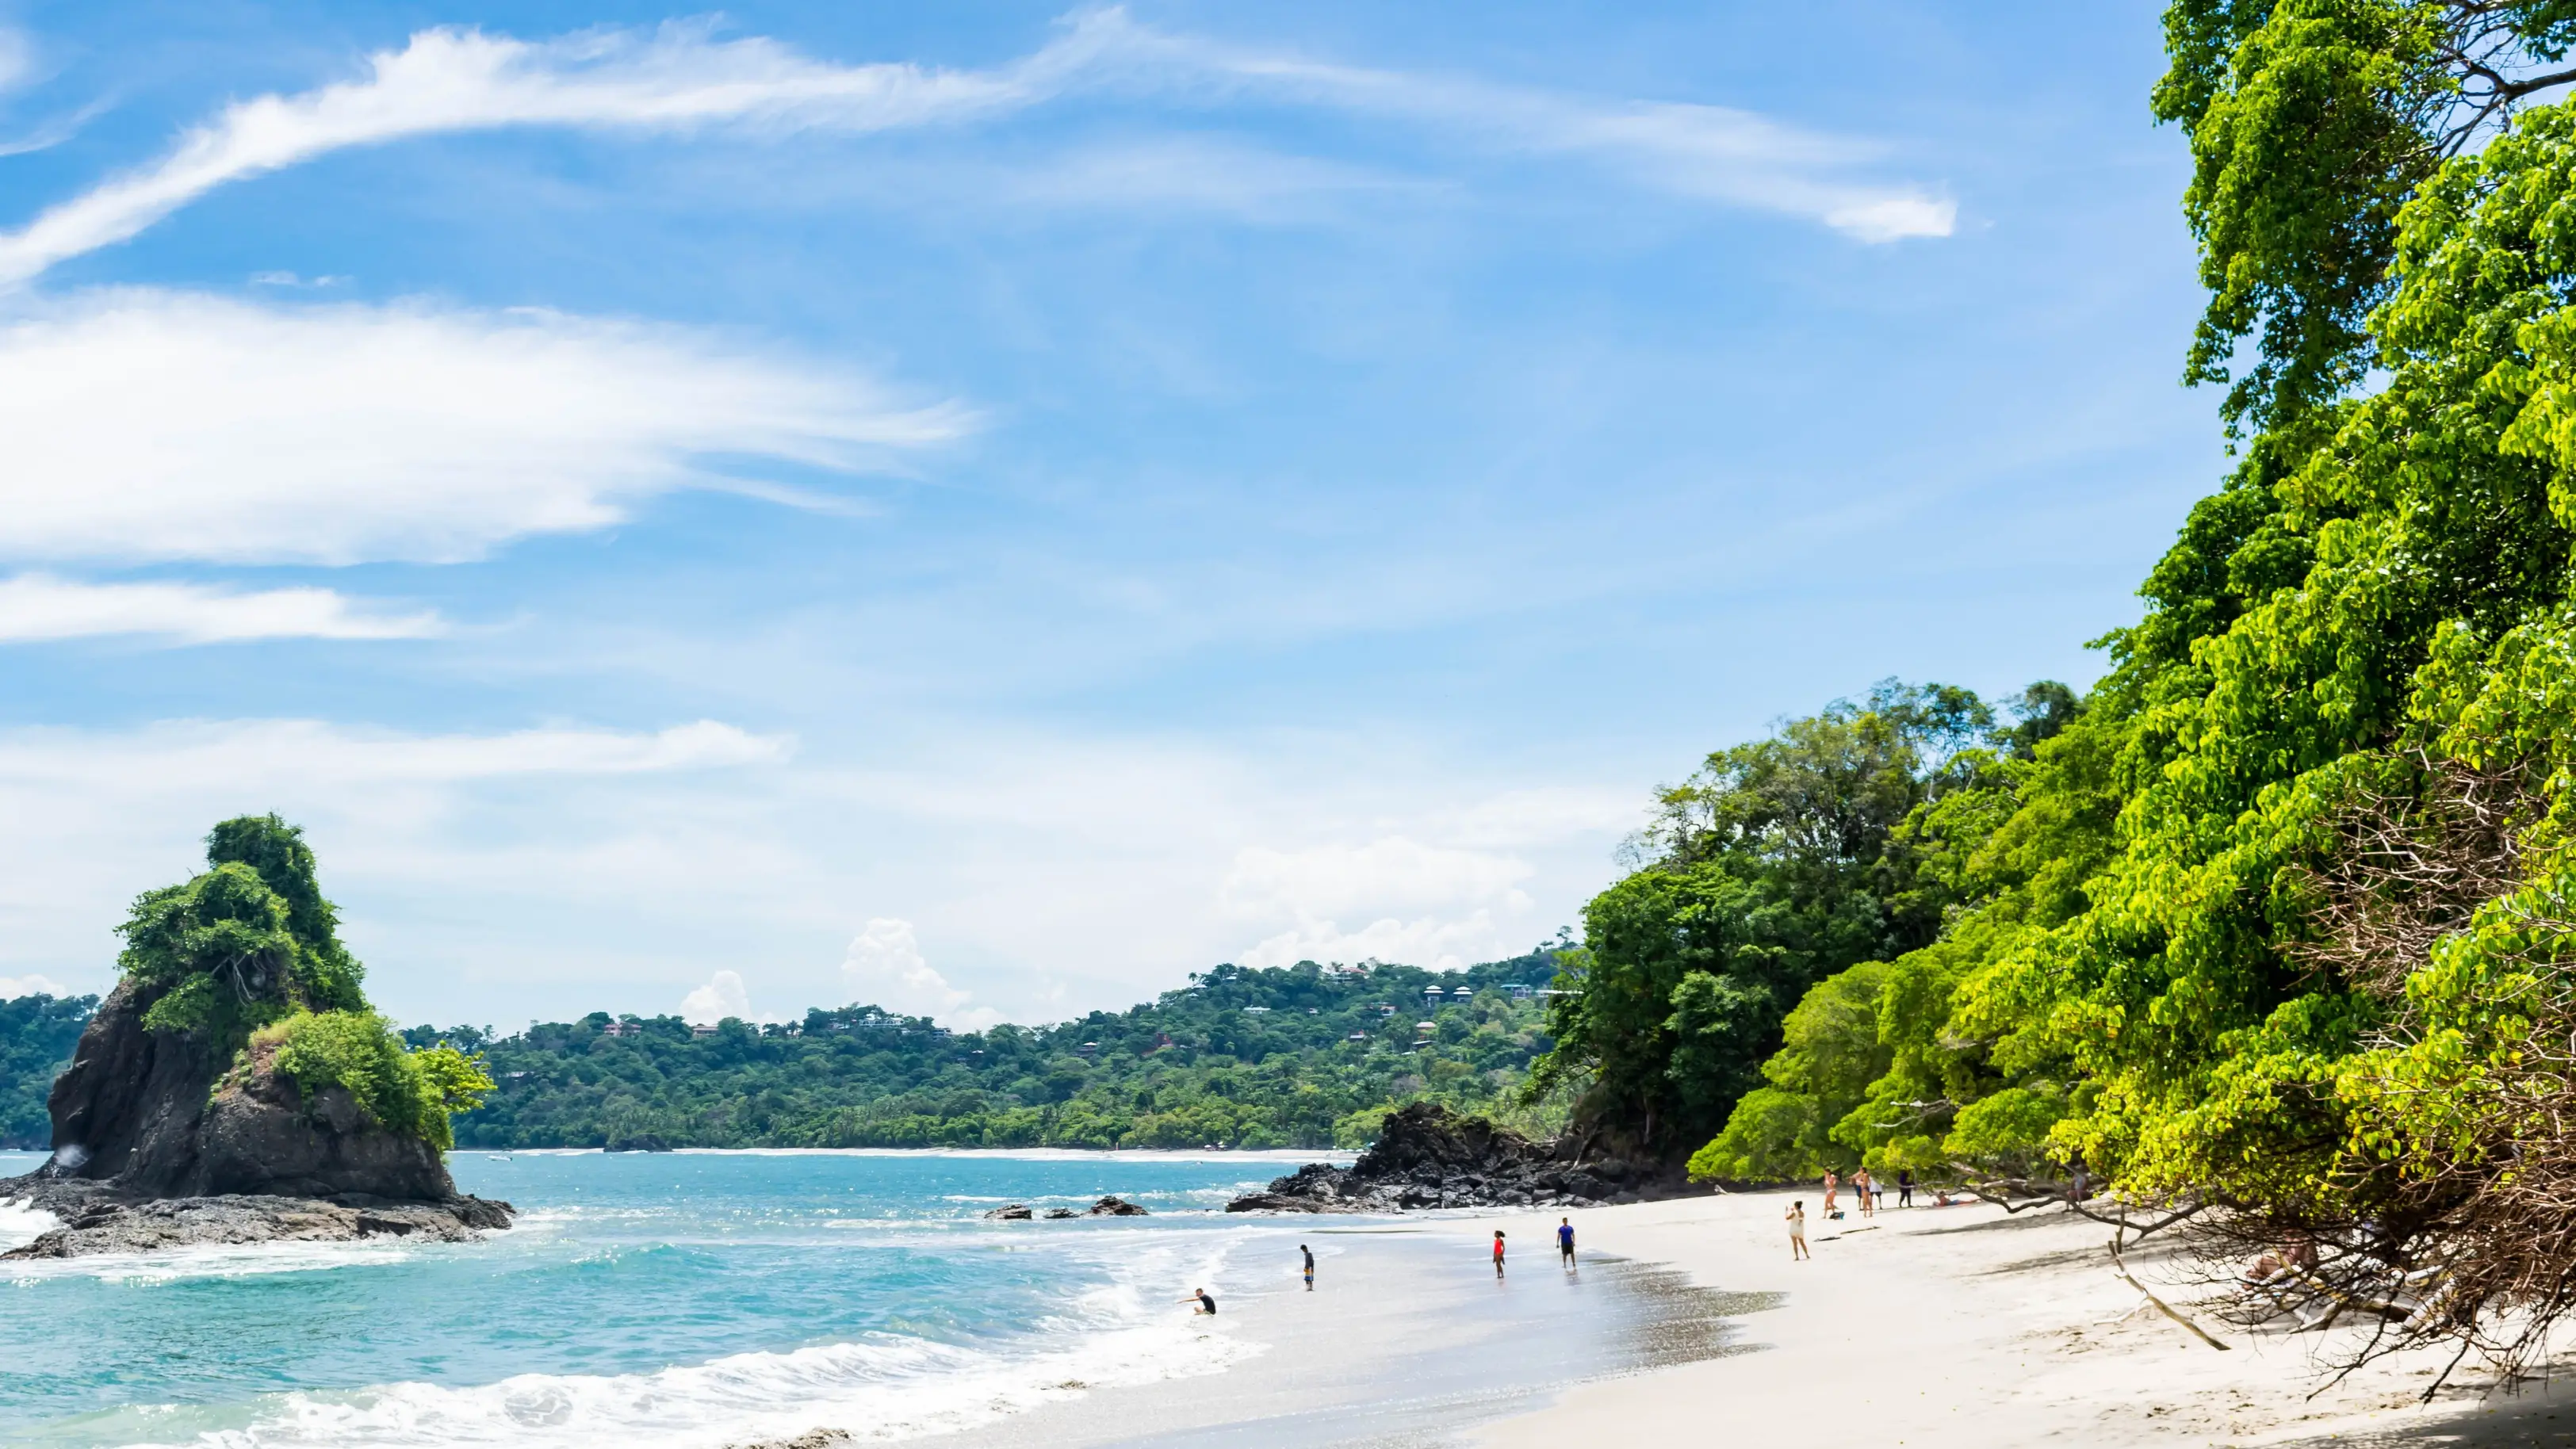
[117,816,489,1150]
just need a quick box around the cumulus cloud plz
[1219,835,1541,974]
[1236,913,1518,975]
[680,968,753,1025]
[840,918,1001,1030]
[0,574,443,644]
[0,289,969,564]
[0,10,1946,289]
[0,973,69,1000]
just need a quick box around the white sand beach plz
[1458,1191,2576,1449]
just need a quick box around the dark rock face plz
[33,979,456,1200]
[1,977,512,1256]
[1224,1103,1682,1213]
[1087,1195,1149,1216]
[986,1203,1035,1220]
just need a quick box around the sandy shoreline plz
[1449,1191,2576,1449]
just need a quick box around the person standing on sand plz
[1493,1229,1506,1277]
[1854,1167,1874,1218]
[1821,1170,1839,1218]
[1897,1168,1914,1208]
[1556,1217,1576,1267]
[1786,1201,1809,1260]
[1301,1244,1315,1290]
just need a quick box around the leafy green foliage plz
[417,954,1563,1150]
[0,994,94,1149]
[2155,0,2576,432]
[112,817,476,1152]
[253,1010,492,1152]
[1535,682,2069,1153]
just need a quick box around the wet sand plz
[893,1222,1770,1449]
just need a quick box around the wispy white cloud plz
[1089,15,1956,241]
[0,28,33,97]
[0,289,968,564]
[0,717,788,791]
[0,574,443,644]
[1222,835,1533,921]
[0,21,1075,287]
[0,9,1947,287]
[998,136,1426,220]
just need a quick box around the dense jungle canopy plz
[1522,0,2576,1373]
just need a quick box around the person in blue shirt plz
[1556,1217,1576,1267]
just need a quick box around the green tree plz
[113,817,482,1153]
[1537,683,2054,1152]
[2157,0,2576,432]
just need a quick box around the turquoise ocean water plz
[0,1149,1340,1448]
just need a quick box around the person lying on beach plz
[1184,1288,1216,1315]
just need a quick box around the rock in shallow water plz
[0,1182,515,1260]
[3,966,515,1259]
[1223,1103,1677,1213]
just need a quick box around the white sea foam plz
[131,1235,1254,1449]
[0,1235,423,1284]
[0,1196,62,1252]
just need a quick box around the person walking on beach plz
[1786,1201,1809,1260]
[1821,1170,1839,1218]
[1184,1287,1217,1315]
[1556,1217,1576,1268]
[1853,1168,1874,1218]
[1300,1244,1315,1290]
[1492,1229,1507,1277]
[1897,1168,1914,1208]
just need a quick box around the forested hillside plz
[1527,0,2576,1374]
[413,951,1564,1150]
[0,995,95,1149]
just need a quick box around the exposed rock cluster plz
[1224,1103,1678,1212]
[982,1195,1151,1220]
[2,1183,512,1260]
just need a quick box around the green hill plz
[405,950,1567,1151]
[1,994,96,1149]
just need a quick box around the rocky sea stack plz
[1224,1102,1680,1212]
[1,816,511,1259]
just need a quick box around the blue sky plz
[0,2,2218,1032]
